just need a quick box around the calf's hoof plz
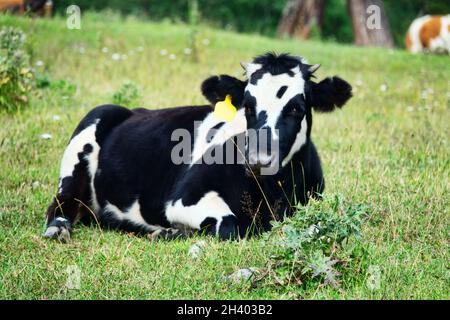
[43,217,72,243]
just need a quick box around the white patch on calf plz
[190,109,247,165]
[281,117,308,167]
[165,191,234,235]
[105,200,164,232]
[58,119,100,212]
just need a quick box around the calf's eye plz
[286,107,300,118]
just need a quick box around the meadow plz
[0,13,448,299]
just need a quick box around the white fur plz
[190,109,247,165]
[282,117,308,166]
[58,120,100,212]
[407,15,430,53]
[165,191,234,235]
[105,200,163,232]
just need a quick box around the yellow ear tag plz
[214,95,237,122]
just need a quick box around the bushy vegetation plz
[0,14,448,299]
[112,80,141,106]
[264,195,367,288]
[0,27,34,111]
[53,0,450,46]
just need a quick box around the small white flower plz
[102,47,109,53]
[420,90,428,99]
[202,38,210,46]
[35,60,44,67]
[159,49,168,56]
[40,133,52,140]
[111,53,121,61]
[79,47,85,54]
[183,48,192,55]
[380,84,388,92]
[121,54,128,60]
[32,181,40,189]
[355,79,363,87]
[137,46,144,52]
[406,106,414,112]
[128,50,135,55]
[169,53,176,60]
[52,115,61,121]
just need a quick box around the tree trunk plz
[277,0,326,39]
[347,0,394,48]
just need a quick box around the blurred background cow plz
[405,15,450,54]
[0,0,52,16]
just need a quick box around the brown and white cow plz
[405,15,450,54]
[0,0,51,16]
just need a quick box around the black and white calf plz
[44,53,352,241]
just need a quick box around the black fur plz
[307,76,353,112]
[201,75,247,107]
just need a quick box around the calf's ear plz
[201,75,247,107]
[307,76,352,112]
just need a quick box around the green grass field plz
[0,13,449,299]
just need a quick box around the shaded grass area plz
[0,14,449,299]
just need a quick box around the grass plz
[0,13,449,299]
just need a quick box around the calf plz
[43,53,352,241]
[405,15,450,54]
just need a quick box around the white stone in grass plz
[40,133,52,140]
[188,240,206,259]
[32,181,40,189]
[223,268,259,283]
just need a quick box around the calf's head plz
[202,53,353,175]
